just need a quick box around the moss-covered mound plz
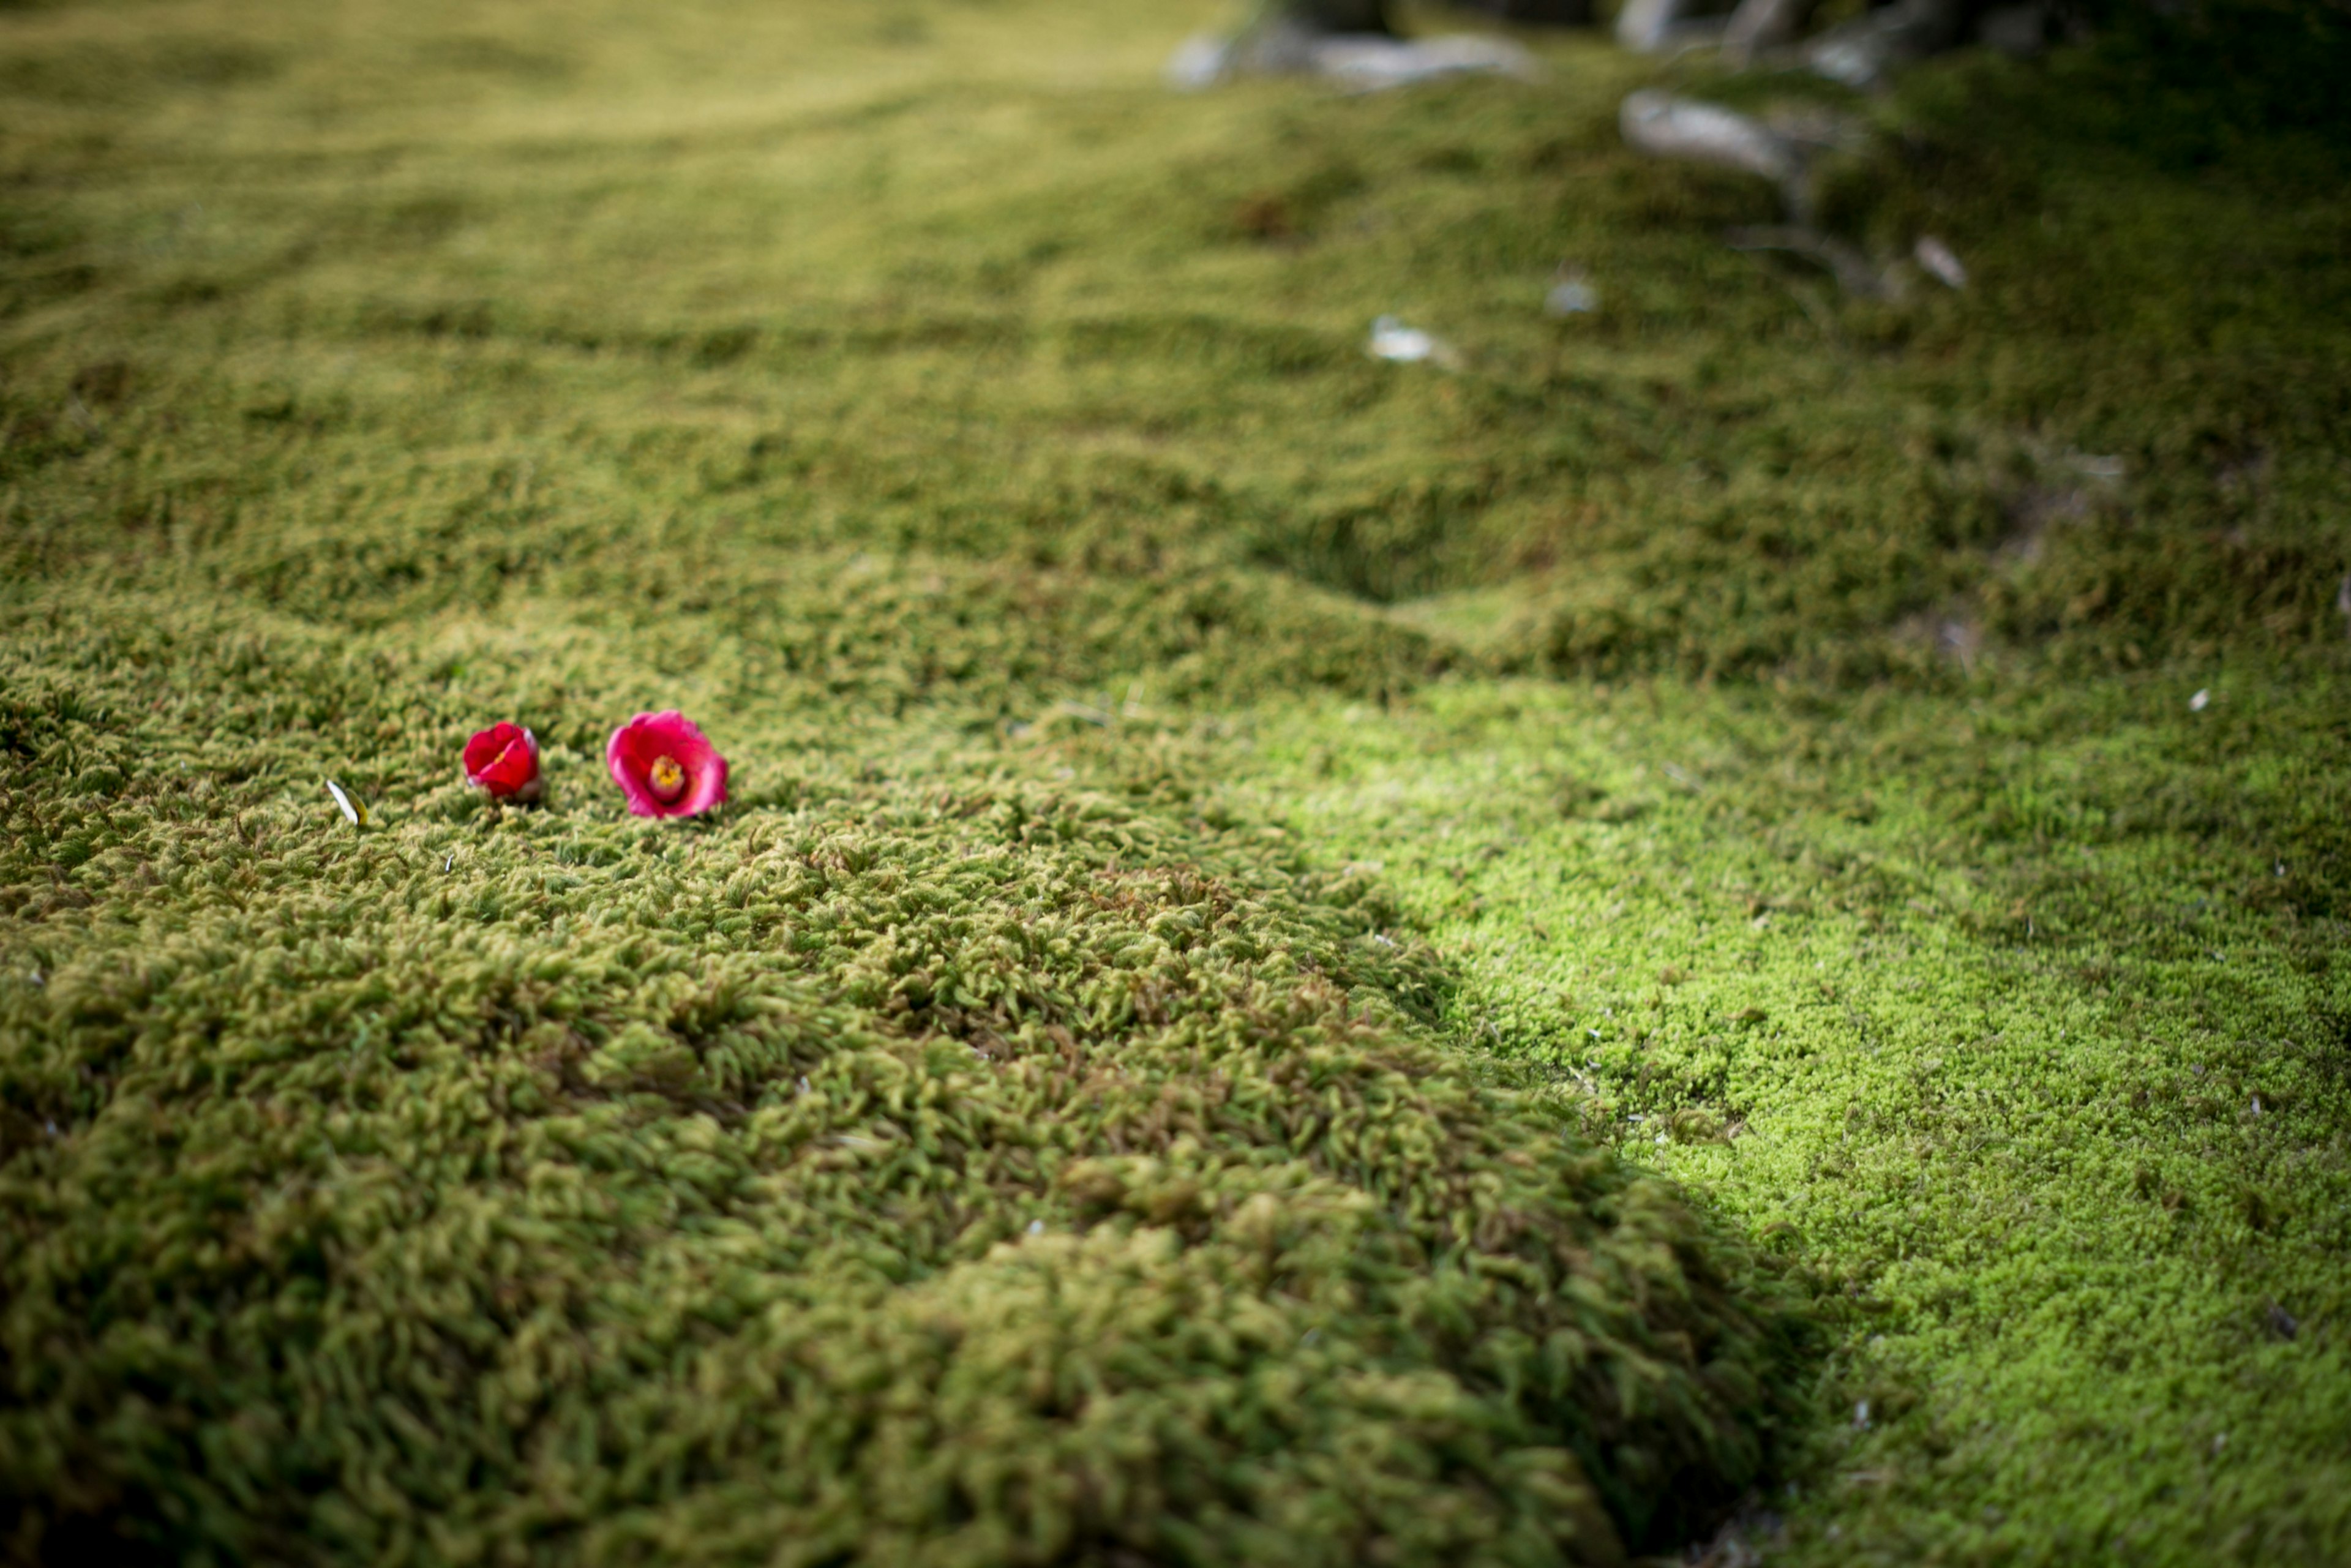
[0,604,1814,1563]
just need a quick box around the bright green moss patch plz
[2,0,2348,1559]
[1223,669,2351,1561]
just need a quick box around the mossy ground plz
[2,0,2347,1561]
[1226,670,2351,1562]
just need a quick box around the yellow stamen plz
[648,754,687,803]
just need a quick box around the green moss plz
[0,603,1820,1563]
[1219,665,2351,1561]
[2,0,2347,1559]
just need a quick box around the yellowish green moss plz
[1223,669,2351,1562]
[2,0,2346,1560]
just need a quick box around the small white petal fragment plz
[1368,315,1457,367]
[2190,688,2211,712]
[1914,234,1968,289]
[325,778,367,828]
[1545,277,1599,316]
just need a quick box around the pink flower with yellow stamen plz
[606,711,727,819]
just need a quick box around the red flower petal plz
[463,722,542,802]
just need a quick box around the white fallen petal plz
[1914,234,1968,288]
[324,778,368,828]
[2190,688,2211,712]
[1368,315,1456,366]
[1809,36,1884,88]
[1369,315,1432,361]
[1545,278,1600,315]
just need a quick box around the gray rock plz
[1308,32,1542,90]
[1723,0,1824,62]
[1806,0,1970,86]
[1168,17,1541,91]
[1620,90,1803,187]
[1616,0,1736,52]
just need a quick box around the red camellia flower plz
[607,710,727,819]
[462,722,542,803]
